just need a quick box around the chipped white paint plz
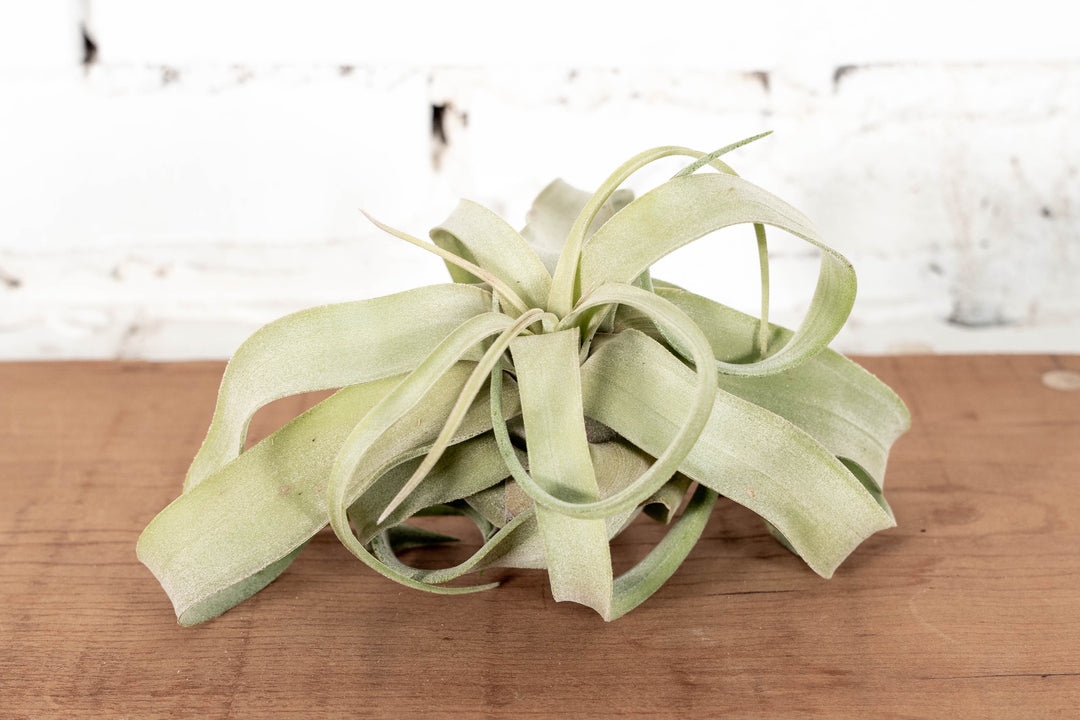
[1,3,1079,359]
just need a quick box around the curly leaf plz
[347,434,516,546]
[608,484,718,620]
[507,283,718,520]
[547,136,767,315]
[377,308,552,523]
[653,285,910,488]
[579,173,857,376]
[185,284,492,491]
[139,375,403,625]
[432,199,552,309]
[326,312,530,594]
[507,330,726,620]
[581,329,895,578]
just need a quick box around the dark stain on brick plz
[833,64,858,91]
[431,102,468,171]
[81,24,98,67]
[431,103,449,146]
[0,269,22,289]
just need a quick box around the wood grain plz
[1,356,1078,718]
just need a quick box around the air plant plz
[137,134,910,625]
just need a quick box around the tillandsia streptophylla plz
[138,134,910,625]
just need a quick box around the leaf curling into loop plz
[138,374,406,625]
[347,433,519,546]
[377,307,551,524]
[183,283,493,491]
[607,483,719,621]
[325,311,526,595]
[579,172,857,377]
[580,329,895,578]
[331,370,515,596]
[371,508,538,585]
[675,134,775,357]
[371,503,495,570]
[339,425,526,591]
[548,143,759,317]
[655,284,910,488]
[493,340,721,619]
[500,283,718,520]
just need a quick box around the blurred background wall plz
[1,1,1078,359]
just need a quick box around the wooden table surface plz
[2,355,1078,718]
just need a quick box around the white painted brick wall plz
[2,1,1079,358]
[0,2,83,70]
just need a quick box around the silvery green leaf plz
[185,284,491,491]
[432,199,552,309]
[581,329,894,578]
[579,173,856,376]
[520,179,633,274]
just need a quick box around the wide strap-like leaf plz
[578,173,857,376]
[139,375,404,625]
[185,283,491,490]
[520,179,633,275]
[528,283,719,520]
[432,199,552,309]
[653,286,911,488]
[511,329,614,617]
[504,328,722,620]
[580,329,895,578]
